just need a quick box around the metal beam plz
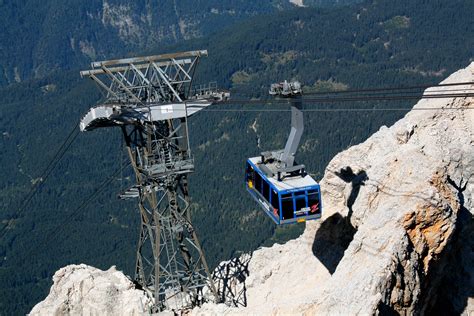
[80,59,192,77]
[101,65,144,104]
[153,63,183,102]
[91,50,208,68]
[89,74,120,99]
[280,97,304,168]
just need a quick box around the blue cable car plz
[245,81,322,224]
[245,157,322,225]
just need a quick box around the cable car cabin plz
[245,157,322,225]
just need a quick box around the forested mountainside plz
[0,0,361,86]
[0,0,473,313]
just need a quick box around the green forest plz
[0,0,361,86]
[0,0,473,313]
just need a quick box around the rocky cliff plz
[31,63,473,315]
[30,265,152,315]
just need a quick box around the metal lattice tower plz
[79,50,226,311]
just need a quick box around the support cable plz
[217,91,474,106]
[233,81,474,99]
[0,125,80,239]
[301,80,474,96]
[71,161,131,214]
[195,107,474,112]
[15,161,131,264]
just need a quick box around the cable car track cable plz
[188,107,474,113]
[0,125,80,239]
[12,161,131,263]
[71,161,131,214]
[216,92,474,105]
[233,81,474,98]
[299,80,474,96]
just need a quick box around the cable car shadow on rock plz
[311,166,367,274]
[311,213,357,274]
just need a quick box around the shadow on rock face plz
[377,301,398,316]
[334,166,368,219]
[212,253,252,307]
[312,213,357,274]
[423,176,473,315]
[311,166,366,274]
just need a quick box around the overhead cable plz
[0,125,80,239]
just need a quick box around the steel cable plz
[0,125,80,239]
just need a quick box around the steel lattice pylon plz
[79,50,224,312]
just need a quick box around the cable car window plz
[262,179,270,200]
[271,190,279,209]
[246,162,253,178]
[281,195,294,220]
[246,163,254,182]
[295,197,307,212]
[294,190,306,196]
[308,190,320,214]
[254,171,262,192]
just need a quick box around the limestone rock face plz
[30,264,152,315]
[195,62,474,315]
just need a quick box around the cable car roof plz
[248,157,319,192]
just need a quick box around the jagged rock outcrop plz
[31,63,473,315]
[30,264,152,315]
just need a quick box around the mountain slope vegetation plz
[0,0,362,86]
